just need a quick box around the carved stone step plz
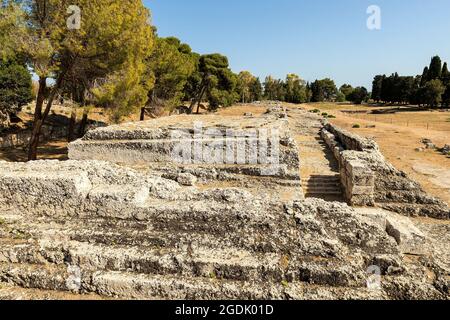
[0,240,290,283]
[0,262,281,300]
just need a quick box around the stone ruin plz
[321,123,450,219]
[0,105,448,300]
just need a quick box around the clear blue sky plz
[144,0,450,89]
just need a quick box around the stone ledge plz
[321,124,449,219]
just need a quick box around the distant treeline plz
[147,37,352,111]
[262,77,371,105]
[371,56,450,107]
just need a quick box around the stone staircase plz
[286,108,344,202]
[303,175,343,201]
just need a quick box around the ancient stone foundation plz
[69,109,302,186]
[0,105,448,300]
[0,159,448,299]
[322,123,450,219]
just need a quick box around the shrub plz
[352,124,361,128]
[327,114,336,119]
[0,60,33,114]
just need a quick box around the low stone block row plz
[321,128,375,206]
[69,114,300,180]
[324,123,378,152]
[321,123,449,219]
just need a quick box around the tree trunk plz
[196,87,206,114]
[28,73,66,161]
[78,108,89,138]
[68,108,77,142]
[188,79,206,114]
[27,77,47,161]
[140,107,146,121]
[188,93,200,115]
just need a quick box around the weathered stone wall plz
[322,123,450,219]
[321,128,375,206]
[69,112,301,180]
[324,123,378,152]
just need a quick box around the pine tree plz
[428,56,442,81]
[371,75,384,102]
[285,74,307,103]
[347,87,369,104]
[237,71,255,103]
[0,58,33,131]
[441,62,450,83]
[145,37,196,115]
[441,62,450,107]
[339,84,354,101]
[249,78,263,102]
[0,59,33,113]
[421,79,445,107]
[420,67,429,87]
[187,54,238,113]
[0,0,155,159]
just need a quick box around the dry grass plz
[216,103,268,117]
[304,103,450,205]
[309,102,450,132]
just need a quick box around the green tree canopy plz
[187,53,238,113]
[237,71,256,103]
[284,74,307,104]
[146,36,196,112]
[264,76,281,101]
[0,58,33,112]
[310,78,337,102]
[371,75,384,102]
[441,62,450,107]
[249,77,263,102]
[339,84,353,101]
[0,58,33,131]
[419,79,445,107]
[428,56,442,81]
[0,0,154,159]
[347,87,369,105]
[420,67,429,87]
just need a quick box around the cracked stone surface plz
[0,104,448,300]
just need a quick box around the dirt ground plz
[0,140,68,162]
[216,103,269,117]
[303,103,450,205]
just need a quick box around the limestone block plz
[349,194,375,207]
[385,213,427,255]
[345,160,367,177]
[350,185,375,196]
